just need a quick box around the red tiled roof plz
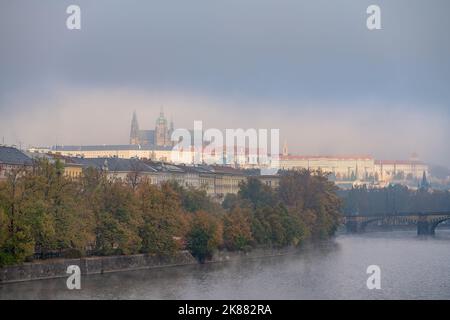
[281,155,374,160]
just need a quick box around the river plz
[1,230,450,300]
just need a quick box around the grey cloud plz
[0,0,449,166]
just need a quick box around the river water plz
[1,230,450,300]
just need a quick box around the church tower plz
[130,111,140,145]
[155,108,169,147]
[420,171,430,190]
[282,140,289,156]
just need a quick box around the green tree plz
[0,169,35,265]
[238,178,277,209]
[278,170,342,239]
[137,180,187,256]
[95,179,142,255]
[223,207,253,251]
[186,211,223,262]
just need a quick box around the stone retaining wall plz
[0,247,296,284]
[0,251,196,284]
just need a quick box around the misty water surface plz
[1,230,450,299]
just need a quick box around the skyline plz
[1,0,450,166]
[4,96,447,167]
[2,1,450,303]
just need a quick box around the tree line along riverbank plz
[0,160,342,267]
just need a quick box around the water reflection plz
[1,230,449,300]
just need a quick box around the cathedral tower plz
[130,111,139,145]
[155,108,169,147]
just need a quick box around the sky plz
[0,0,449,166]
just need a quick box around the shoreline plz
[0,247,299,284]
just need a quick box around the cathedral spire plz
[420,171,430,190]
[130,111,139,145]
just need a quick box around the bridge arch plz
[344,212,450,235]
[359,217,384,232]
[429,217,450,235]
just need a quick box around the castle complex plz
[26,111,432,189]
[129,109,174,147]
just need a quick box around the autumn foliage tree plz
[223,207,253,251]
[278,170,342,239]
[137,180,188,256]
[186,211,223,262]
[0,161,342,266]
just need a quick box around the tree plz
[420,171,430,190]
[223,207,253,251]
[126,159,145,191]
[0,158,346,267]
[94,179,142,255]
[186,211,223,262]
[0,169,35,264]
[278,170,342,239]
[394,171,405,181]
[222,193,239,210]
[137,180,187,256]
[181,187,215,213]
[238,178,277,209]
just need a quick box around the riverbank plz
[0,247,297,284]
[0,251,196,284]
[3,232,450,299]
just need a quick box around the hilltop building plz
[129,109,174,147]
[26,115,431,188]
[280,154,429,187]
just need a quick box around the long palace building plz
[279,154,428,186]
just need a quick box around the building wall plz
[375,162,428,182]
[0,163,29,181]
[280,156,429,185]
[257,176,280,188]
[63,165,83,179]
[280,156,375,181]
[214,174,246,196]
[199,174,216,195]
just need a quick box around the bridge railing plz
[343,211,450,218]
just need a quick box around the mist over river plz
[1,230,450,300]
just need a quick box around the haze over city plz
[2,0,450,304]
[1,0,450,166]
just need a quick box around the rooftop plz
[68,157,158,173]
[50,144,173,152]
[0,146,33,165]
[281,155,374,161]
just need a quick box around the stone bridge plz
[343,212,450,235]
